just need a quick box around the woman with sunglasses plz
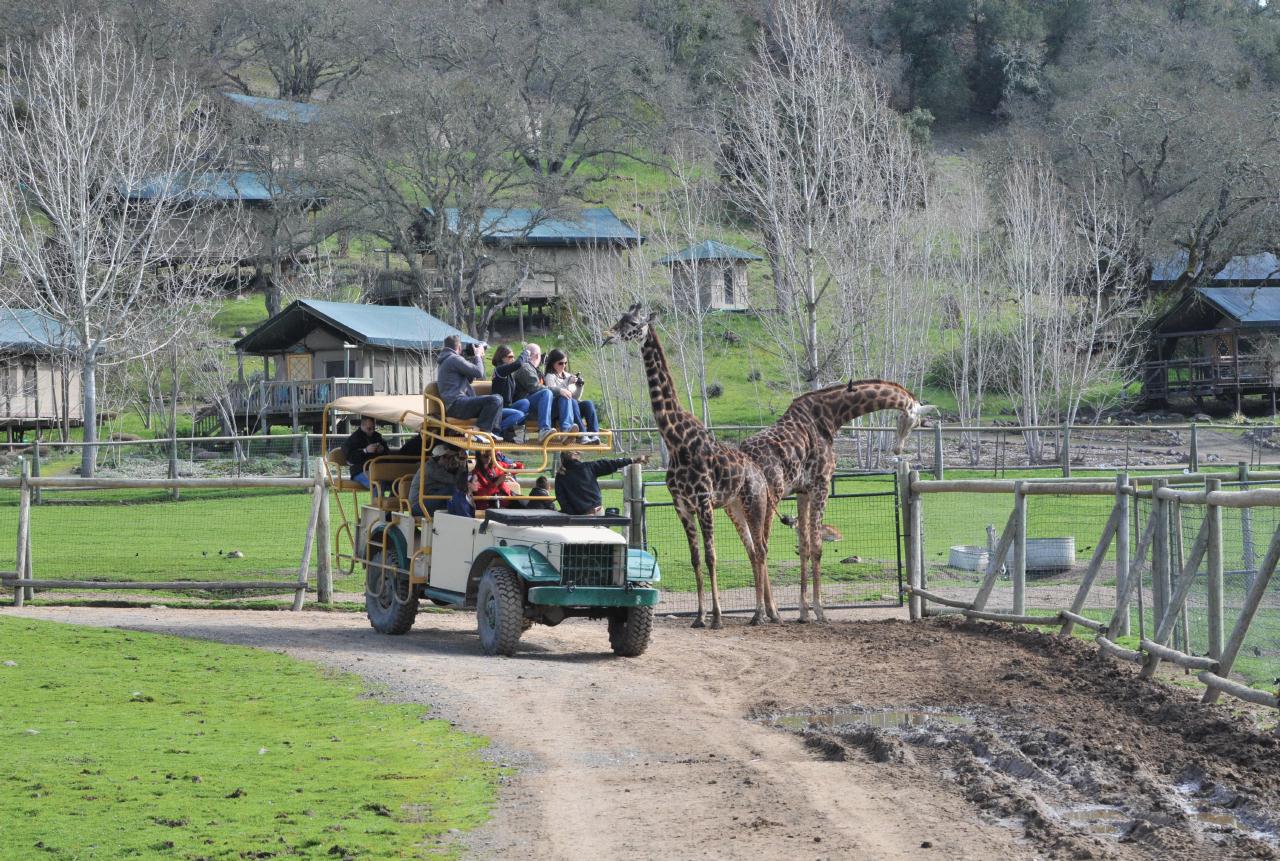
[543,348,600,444]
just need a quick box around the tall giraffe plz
[742,380,934,622]
[603,303,780,628]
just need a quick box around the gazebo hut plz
[1142,253,1280,409]
[656,240,761,311]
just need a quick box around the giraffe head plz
[893,395,937,455]
[602,302,658,346]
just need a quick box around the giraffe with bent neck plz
[741,379,935,622]
[603,303,780,627]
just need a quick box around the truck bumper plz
[526,586,660,608]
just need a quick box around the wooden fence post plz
[1060,424,1071,478]
[1205,477,1224,660]
[1012,481,1027,614]
[1203,520,1280,704]
[13,457,30,606]
[1114,473,1132,637]
[901,463,921,619]
[1189,422,1199,472]
[169,435,180,501]
[315,463,332,604]
[1239,462,1256,590]
[1150,479,1169,628]
[623,462,645,549]
[933,423,944,481]
[292,480,325,611]
[1170,496,1187,653]
[301,433,311,479]
[31,439,40,506]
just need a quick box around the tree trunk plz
[80,356,97,478]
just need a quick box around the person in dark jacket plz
[409,444,467,516]
[527,475,555,510]
[499,343,555,442]
[490,345,550,442]
[554,451,647,515]
[436,334,503,433]
[342,416,387,488]
[446,472,479,518]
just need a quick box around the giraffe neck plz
[792,381,916,436]
[641,328,695,439]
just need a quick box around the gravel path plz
[8,605,1278,860]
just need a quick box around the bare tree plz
[0,18,236,475]
[999,153,1148,462]
[719,0,915,389]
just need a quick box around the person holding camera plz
[491,344,553,442]
[341,415,387,489]
[543,348,600,444]
[436,334,504,435]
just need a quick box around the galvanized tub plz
[948,545,990,571]
[1026,537,1075,573]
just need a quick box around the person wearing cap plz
[408,444,467,517]
[554,451,647,516]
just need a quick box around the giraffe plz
[740,380,935,622]
[603,303,781,628]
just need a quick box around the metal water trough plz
[1026,537,1075,574]
[948,545,989,571]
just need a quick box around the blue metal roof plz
[0,308,66,353]
[656,240,763,265]
[430,207,643,247]
[1151,251,1280,283]
[1194,286,1280,327]
[235,299,479,353]
[223,92,321,124]
[122,171,320,204]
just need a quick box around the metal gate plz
[642,471,904,615]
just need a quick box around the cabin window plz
[20,359,36,397]
[723,268,735,305]
[324,359,350,379]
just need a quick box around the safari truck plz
[321,385,660,657]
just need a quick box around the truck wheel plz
[477,563,524,656]
[608,606,653,657]
[365,550,418,635]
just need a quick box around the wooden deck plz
[1142,355,1275,404]
[214,377,376,433]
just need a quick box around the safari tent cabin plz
[224,299,476,434]
[0,308,82,436]
[374,207,643,313]
[656,240,762,311]
[1142,252,1280,409]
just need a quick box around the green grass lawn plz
[0,616,494,859]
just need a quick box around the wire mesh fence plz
[640,472,902,615]
[0,478,323,602]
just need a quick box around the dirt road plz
[8,605,1279,860]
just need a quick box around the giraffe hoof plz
[709,619,723,630]
[796,615,809,624]
[691,618,706,629]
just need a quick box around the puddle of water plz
[762,707,974,732]
[1060,805,1131,836]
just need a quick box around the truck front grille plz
[559,544,625,587]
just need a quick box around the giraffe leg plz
[696,502,723,630]
[808,487,831,624]
[756,501,782,623]
[673,500,705,628]
[795,492,812,623]
[724,498,766,625]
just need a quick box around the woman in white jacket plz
[543,348,600,444]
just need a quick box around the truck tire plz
[608,606,653,657]
[365,549,418,635]
[477,563,524,656]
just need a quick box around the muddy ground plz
[7,605,1280,860]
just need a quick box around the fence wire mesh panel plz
[1129,488,1280,694]
[639,472,902,615]
[0,485,319,600]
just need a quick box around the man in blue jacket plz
[437,334,503,434]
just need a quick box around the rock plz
[236,327,249,337]
[840,555,863,565]
[1193,413,1213,422]
[225,550,245,559]
[193,449,221,461]
[108,432,143,442]
[24,728,39,735]
[2,660,15,667]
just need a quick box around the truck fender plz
[367,523,409,571]
[466,545,559,603]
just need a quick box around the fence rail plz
[898,461,1280,712]
[4,461,332,611]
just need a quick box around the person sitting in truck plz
[472,449,522,511]
[409,444,467,517]
[527,475,555,510]
[342,416,387,489]
[447,472,480,518]
[554,451,647,516]
[437,334,504,434]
